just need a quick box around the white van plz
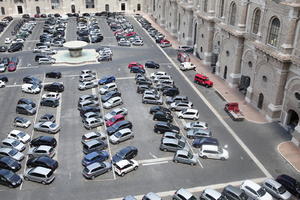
[198,144,228,160]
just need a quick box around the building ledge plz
[217,23,245,38]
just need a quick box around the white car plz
[79,73,96,82]
[114,159,138,177]
[103,96,123,109]
[78,81,98,90]
[104,107,128,121]
[177,109,199,120]
[38,57,55,64]
[1,138,26,152]
[11,38,24,44]
[33,47,49,53]
[0,64,6,72]
[262,178,292,200]
[184,121,208,130]
[42,92,60,100]
[4,37,11,44]
[22,83,41,94]
[0,80,5,88]
[99,83,117,95]
[150,71,167,79]
[179,62,196,71]
[40,49,57,55]
[241,180,273,200]
[8,130,31,143]
[199,145,228,160]
[81,69,96,75]
[109,128,134,144]
[153,75,172,83]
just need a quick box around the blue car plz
[98,75,116,85]
[82,150,109,167]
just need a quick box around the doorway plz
[137,4,141,11]
[239,75,251,95]
[105,4,109,12]
[36,6,40,14]
[223,66,227,79]
[121,3,126,11]
[193,23,197,45]
[17,6,23,14]
[287,110,299,132]
[257,93,264,109]
[1,7,5,15]
[71,5,75,13]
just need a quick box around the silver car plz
[81,132,106,143]
[104,107,128,121]
[0,147,24,161]
[79,73,96,82]
[27,145,55,158]
[142,192,162,200]
[99,83,117,95]
[262,178,292,200]
[160,138,189,152]
[78,81,98,90]
[24,167,55,184]
[142,94,163,105]
[1,138,26,152]
[78,100,99,109]
[82,161,112,179]
[103,96,123,109]
[169,101,193,111]
[34,121,60,134]
[186,129,212,139]
[173,188,197,200]
[109,128,134,144]
[83,117,104,130]
[184,121,208,131]
[173,150,197,166]
[162,132,186,143]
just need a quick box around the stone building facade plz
[143,0,300,144]
[0,0,143,16]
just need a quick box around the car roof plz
[118,128,131,134]
[242,180,260,191]
[30,166,52,175]
[264,178,282,189]
[162,138,179,145]
[86,117,99,123]
[42,121,53,126]
[2,138,17,143]
[176,188,193,198]
[36,145,52,151]
[203,189,221,198]
[176,150,189,156]
[115,159,130,168]
[84,132,98,138]
[86,162,102,171]
[201,145,219,151]
[144,192,161,199]
[183,109,198,113]
[10,129,21,135]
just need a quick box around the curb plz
[277,142,300,173]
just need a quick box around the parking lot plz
[0,14,298,200]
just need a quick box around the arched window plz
[268,17,280,47]
[229,2,236,26]
[36,6,40,14]
[203,0,208,12]
[1,7,5,15]
[105,4,109,12]
[252,9,261,34]
[219,0,225,17]
[137,4,141,11]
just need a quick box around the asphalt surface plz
[0,15,298,200]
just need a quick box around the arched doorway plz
[257,93,264,109]
[193,23,197,45]
[36,6,40,14]
[239,75,251,95]
[121,3,126,11]
[1,7,5,15]
[17,5,23,14]
[137,4,141,11]
[223,66,227,79]
[71,5,75,13]
[105,4,109,12]
[287,110,299,132]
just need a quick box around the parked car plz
[130,66,145,74]
[199,145,228,160]
[0,148,24,161]
[34,121,60,134]
[276,174,300,198]
[142,94,163,105]
[150,71,167,79]
[27,156,58,170]
[79,106,101,117]
[173,188,197,200]
[16,104,36,115]
[160,138,189,152]
[46,71,61,79]
[103,96,123,109]
[200,189,226,200]
[23,76,42,85]
[81,132,106,143]
[109,128,134,144]
[107,120,133,136]
[162,87,179,97]
[179,62,196,71]
[99,83,117,95]
[1,138,25,152]
[82,161,112,179]
[44,82,64,92]
[40,98,59,107]
[21,83,41,94]
[114,159,138,177]
[177,109,199,120]
[145,61,160,69]
[82,150,109,167]
[263,178,292,200]
[154,122,180,134]
[0,169,22,188]
[101,91,121,103]
[83,117,104,130]
[153,111,173,122]
[78,81,98,90]
[24,167,55,184]
[112,146,138,164]
[79,94,98,102]
[82,139,108,154]
[173,150,197,166]
[192,137,219,148]
[8,130,30,143]
[98,75,116,85]
[104,107,128,121]
[39,113,55,123]
[13,116,31,128]
[187,129,212,139]
[142,192,162,200]
[169,101,193,111]
[184,121,208,131]
[240,180,273,200]
[222,185,249,200]
[79,73,96,82]
[38,57,55,64]
[27,145,55,158]
[0,157,21,172]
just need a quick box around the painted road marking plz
[142,161,169,166]
[134,16,272,178]
[107,176,267,200]
[138,156,173,164]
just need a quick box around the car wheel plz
[41,181,46,185]
[24,177,29,181]
[174,159,178,163]
[134,166,138,170]
[91,176,95,180]
[142,101,145,104]
[191,162,196,166]
[193,117,197,120]
[179,116,183,119]
[131,135,134,138]
[121,173,125,177]
[202,156,207,159]
[205,85,209,88]
[163,148,167,152]
[221,157,225,161]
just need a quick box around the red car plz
[106,114,125,127]
[7,63,17,72]
[160,39,172,48]
[128,62,144,69]
[125,32,137,37]
[194,73,213,87]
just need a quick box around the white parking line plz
[134,16,272,178]
[138,156,173,164]
[20,74,46,190]
[5,82,62,88]
[116,76,135,80]
[142,161,169,166]
[107,176,267,200]
[53,93,62,161]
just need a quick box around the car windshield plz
[187,152,193,159]
[278,186,287,194]
[114,132,122,138]
[178,141,185,148]
[50,123,56,128]
[46,170,53,178]
[11,140,20,146]
[9,149,18,156]
[111,111,117,115]
[4,170,14,179]
[257,188,266,196]
[17,132,26,137]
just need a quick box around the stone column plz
[185,9,193,45]
[208,0,216,16]
[237,0,249,32]
[203,22,214,65]
[160,0,166,26]
[281,8,298,54]
[229,37,244,87]
[170,1,178,36]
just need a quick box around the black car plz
[276,174,300,197]
[107,120,133,136]
[46,71,62,79]
[0,157,21,172]
[101,91,121,102]
[154,122,180,134]
[17,98,36,108]
[162,87,180,97]
[27,156,58,170]
[130,66,145,74]
[78,36,90,43]
[35,54,49,62]
[0,75,8,82]
[137,85,153,94]
[23,75,42,85]
[30,136,57,148]
[0,46,7,52]
[44,82,64,92]
[136,78,152,86]
[40,98,59,107]
[16,104,36,115]
[79,106,101,117]
[39,113,55,123]
[0,169,22,188]
[153,111,173,122]
[192,137,219,148]
[112,146,138,164]
[8,43,23,52]
[145,61,160,69]
[150,106,171,115]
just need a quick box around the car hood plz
[109,135,119,142]
[104,113,114,121]
[13,152,24,161]
[112,154,122,163]
[9,173,22,184]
